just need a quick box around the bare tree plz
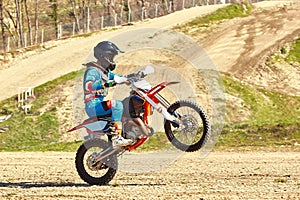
[70,0,81,33]
[82,0,86,32]
[127,0,131,19]
[107,0,111,25]
[34,0,38,44]
[82,0,92,33]
[122,0,131,23]
[86,0,90,32]
[0,0,6,51]
[170,0,174,12]
[15,0,24,47]
[107,0,111,17]
[24,0,32,45]
[49,0,59,38]
[4,6,18,46]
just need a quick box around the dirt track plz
[202,2,300,95]
[0,1,300,101]
[0,151,299,199]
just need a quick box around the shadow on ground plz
[0,182,166,188]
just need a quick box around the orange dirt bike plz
[68,66,210,185]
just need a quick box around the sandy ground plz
[0,151,299,199]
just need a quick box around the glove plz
[104,81,116,88]
[137,71,146,78]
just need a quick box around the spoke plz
[84,147,109,177]
[171,105,204,145]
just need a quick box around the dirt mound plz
[201,3,300,95]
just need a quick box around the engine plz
[122,120,144,143]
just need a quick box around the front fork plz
[141,92,180,127]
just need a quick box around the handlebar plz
[125,71,146,82]
[114,66,154,84]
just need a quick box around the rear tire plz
[75,138,117,185]
[164,100,210,152]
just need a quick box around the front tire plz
[164,100,210,152]
[75,138,117,185]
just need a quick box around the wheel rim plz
[171,105,205,146]
[83,146,112,178]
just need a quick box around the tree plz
[70,0,81,33]
[24,0,32,45]
[81,0,86,32]
[123,0,131,23]
[107,0,111,25]
[86,0,90,32]
[15,0,24,47]
[34,0,38,44]
[49,0,59,38]
[0,0,6,51]
[4,5,18,47]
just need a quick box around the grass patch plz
[31,70,83,111]
[286,38,300,63]
[216,122,300,148]
[0,112,59,151]
[0,70,81,151]
[267,37,300,66]
[216,74,300,148]
[222,74,300,124]
[173,2,253,35]
[34,70,81,98]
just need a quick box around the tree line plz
[0,0,205,53]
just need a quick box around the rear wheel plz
[164,100,210,152]
[75,138,117,185]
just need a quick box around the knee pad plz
[111,100,124,122]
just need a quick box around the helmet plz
[94,41,124,71]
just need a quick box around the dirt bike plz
[67,66,210,185]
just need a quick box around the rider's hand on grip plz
[137,71,146,78]
[104,81,116,87]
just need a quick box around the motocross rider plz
[83,41,133,148]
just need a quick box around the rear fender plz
[67,116,110,133]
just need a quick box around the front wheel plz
[75,138,118,185]
[164,100,210,152]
